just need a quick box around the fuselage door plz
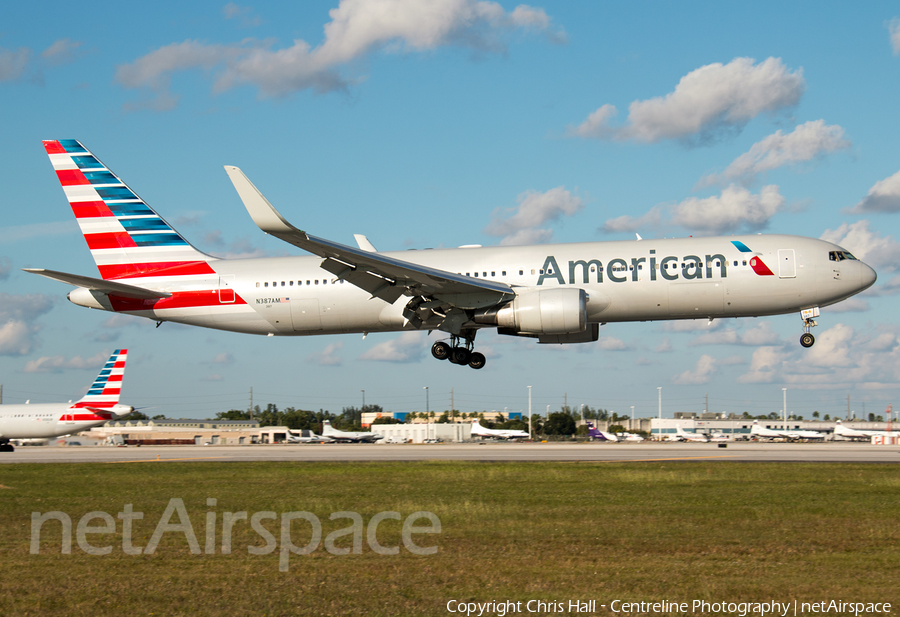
[219,275,236,303]
[778,249,796,278]
[291,299,323,331]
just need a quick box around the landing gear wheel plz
[0,444,14,452]
[800,333,815,348]
[468,352,486,370]
[450,347,470,365]
[431,341,450,360]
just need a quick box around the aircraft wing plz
[23,269,172,300]
[224,166,515,311]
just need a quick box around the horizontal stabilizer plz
[22,268,171,300]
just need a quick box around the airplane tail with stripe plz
[42,140,216,281]
[72,349,133,418]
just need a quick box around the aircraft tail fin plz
[43,140,216,281]
[74,349,128,409]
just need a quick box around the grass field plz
[1,461,898,616]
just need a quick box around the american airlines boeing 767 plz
[28,140,876,369]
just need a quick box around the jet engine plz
[474,288,587,335]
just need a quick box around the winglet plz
[223,166,305,237]
[354,234,378,252]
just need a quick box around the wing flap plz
[23,268,172,300]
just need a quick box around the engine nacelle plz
[476,288,587,335]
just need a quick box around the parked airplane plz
[0,349,133,452]
[833,419,893,440]
[750,420,825,441]
[286,429,333,443]
[29,140,877,369]
[586,422,618,442]
[674,425,709,442]
[470,419,529,440]
[321,420,383,443]
[618,432,645,442]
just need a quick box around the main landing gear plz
[799,307,820,348]
[0,440,14,453]
[431,335,486,370]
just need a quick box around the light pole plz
[782,388,787,428]
[527,386,532,440]
[657,387,662,441]
[424,386,430,440]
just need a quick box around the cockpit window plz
[829,250,858,262]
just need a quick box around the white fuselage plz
[69,234,877,337]
[0,404,113,439]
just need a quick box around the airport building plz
[370,422,472,443]
[86,418,263,445]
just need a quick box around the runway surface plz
[2,441,899,463]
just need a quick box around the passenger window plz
[306,280,310,285]
[502,271,506,276]
[491,271,495,277]
[531,269,535,275]
[289,281,293,286]
[742,260,747,266]
[733,261,737,266]
[281,281,285,286]
[483,272,487,277]
[315,280,319,285]
[256,282,260,287]
[323,280,327,285]
[474,272,479,277]
[264,282,269,287]
[519,270,523,275]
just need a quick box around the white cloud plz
[738,346,784,383]
[211,352,235,365]
[0,293,55,356]
[655,338,673,352]
[848,169,900,213]
[698,120,850,187]
[828,298,869,313]
[597,336,628,351]
[601,206,662,234]
[671,184,785,234]
[117,0,563,109]
[820,220,900,272]
[690,321,782,347]
[890,18,900,54]
[672,354,717,384]
[359,331,426,363]
[0,47,30,82]
[223,3,262,27]
[41,39,84,66]
[308,342,343,366]
[735,324,900,389]
[24,351,110,373]
[569,57,805,144]
[484,186,583,245]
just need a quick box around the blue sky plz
[2,1,900,421]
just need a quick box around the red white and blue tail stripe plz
[43,140,216,280]
[73,349,128,409]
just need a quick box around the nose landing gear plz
[431,334,486,369]
[799,307,819,348]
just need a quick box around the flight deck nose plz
[859,262,877,291]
